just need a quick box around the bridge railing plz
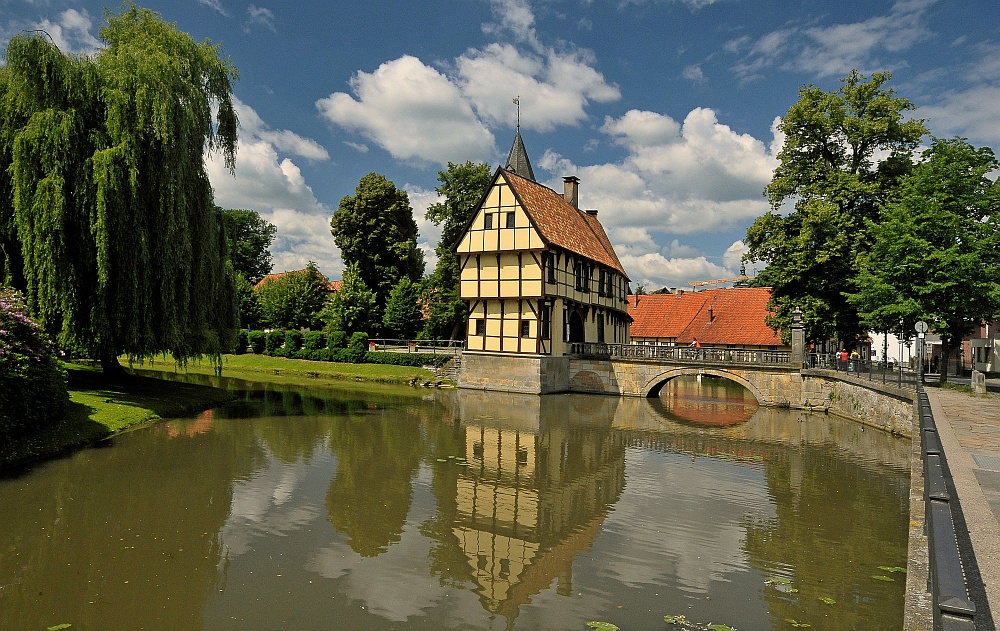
[807,353,918,389]
[570,343,791,366]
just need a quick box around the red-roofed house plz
[455,133,632,392]
[628,287,787,351]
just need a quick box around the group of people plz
[837,348,861,371]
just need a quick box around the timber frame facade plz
[455,135,631,360]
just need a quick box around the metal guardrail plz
[807,352,918,389]
[570,343,791,366]
[367,339,464,355]
[918,389,977,630]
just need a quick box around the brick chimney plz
[563,176,579,209]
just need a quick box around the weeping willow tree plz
[0,4,239,373]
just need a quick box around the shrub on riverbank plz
[0,288,68,438]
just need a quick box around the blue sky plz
[2,0,997,290]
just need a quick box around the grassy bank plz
[128,352,440,388]
[0,364,235,471]
[1,354,442,472]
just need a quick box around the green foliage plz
[382,276,423,339]
[235,329,249,355]
[330,173,424,308]
[322,262,376,335]
[220,208,276,284]
[265,330,284,354]
[233,271,263,330]
[0,288,68,437]
[0,6,239,371]
[303,330,327,352]
[247,329,266,354]
[347,331,369,363]
[328,329,347,349]
[849,137,1000,381]
[365,351,451,368]
[745,71,927,343]
[255,262,329,330]
[421,161,491,340]
[284,330,304,352]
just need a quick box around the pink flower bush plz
[0,288,68,437]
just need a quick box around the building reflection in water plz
[434,391,627,622]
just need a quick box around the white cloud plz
[917,44,1000,146]
[244,5,276,34]
[10,8,101,56]
[197,0,229,17]
[535,106,778,288]
[682,64,705,82]
[207,100,339,278]
[316,55,495,166]
[316,0,618,163]
[405,185,445,272]
[621,252,729,290]
[456,43,620,132]
[728,0,936,80]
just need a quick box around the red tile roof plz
[628,287,783,347]
[502,169,628,279]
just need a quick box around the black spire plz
[505,129,535,182]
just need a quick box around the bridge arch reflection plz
[643,367,765,403]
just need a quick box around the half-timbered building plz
[455,133,631,392]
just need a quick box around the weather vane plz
[513,96,520,131]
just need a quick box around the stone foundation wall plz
[459,352,569,394]
[798,370,914,436]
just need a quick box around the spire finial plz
[513,96,520,131]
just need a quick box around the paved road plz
[926,381,1000,630]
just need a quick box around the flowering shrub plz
[0,288,68,437]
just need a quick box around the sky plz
[2,0,998,291]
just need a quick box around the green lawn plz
[128,352,439,387]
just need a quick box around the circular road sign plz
[915,320,928,333]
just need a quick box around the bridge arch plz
[641,367,765,404]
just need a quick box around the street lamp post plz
[915,320,928,387]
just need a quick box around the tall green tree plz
[421,161,491,340]
[382,276,422,339]
[321,263,376,336]
[330,173,423,310]
[221,208,276,284]
[849,138,1000,383]
[744,70,926,344]
[0,5,239,373]
[255,263,329,330]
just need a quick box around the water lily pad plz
[585,622,619,631]
[872,575,895,582]
[47,625,73,631]
[663,614,688,625]
[785,588,799,593]
[878,566,906,573]
[707,624,735,631]
[770,577,792,585]
[819,596,837,605]
[784,619,811,628]
[436,458,447,462]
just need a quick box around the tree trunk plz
[100,352,129,382]
[938,338,950,385]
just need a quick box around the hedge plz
[235,329,250,355]
[365,351,452,368]
[248,330,266,354]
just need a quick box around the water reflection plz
[0,376,911,631]
[653,374,760,426]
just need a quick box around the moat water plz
[0,375,911,631]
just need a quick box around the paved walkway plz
[926,383,1000,630]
